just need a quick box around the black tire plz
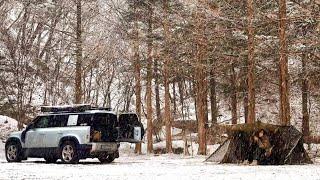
[44,157,58,163]
[98,154,116,163]
[98,153,116,164]
[5,141,22,163]
[60,141,79,164]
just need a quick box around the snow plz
[0,140,320,180]
[0,115,18,142]
[1,115,320,179]
[0,144,320,180]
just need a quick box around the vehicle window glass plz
[93,113,116,126]
[34,116,50,128]
[77,114,92,126]
[51,115,69,127]
[67,115,78,126]
[93,114,107,126]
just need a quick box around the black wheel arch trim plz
[5,137,22,147]
[58,136,80,147]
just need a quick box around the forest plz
[0,0,319,155]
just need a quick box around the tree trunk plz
[173,81,177,115]
[196,70,208,155]
[146,5,153,154]
[163,0,173,153]
[74,0,82,104]
[154,46,161,126]
[278,0,290,125]
[133,7,142,154]
[247,0,255,124]
[178,78,185,120]
[243,92,249,123]
[301,53,309,136]
[209,59,217,125]
[195,2,208,155]
[231,62,237,125]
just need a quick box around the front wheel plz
[60,141,79,164]
[98,154,116,163]
[5,142,22,163]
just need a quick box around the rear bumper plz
[78,142,119,158]
[89,142,119,153]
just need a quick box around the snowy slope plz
[0,115,18,142]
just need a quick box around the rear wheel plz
[98,153,116,163]
[5,141,22,163]
[60,141,79,164]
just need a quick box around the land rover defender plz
[5,105,144,164]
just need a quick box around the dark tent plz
[206,122,312,165]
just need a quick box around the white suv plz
[5,105,144,164]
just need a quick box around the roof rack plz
[41,104,92,113]
[41,104,113,113]
[90,107,112,111]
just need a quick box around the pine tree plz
[278,0,290,125]
[246,0,255,124]
[146,1,154,154]
[75,0,83,104]
[163,0,173,153]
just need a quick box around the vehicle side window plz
[34,116,50,128]
[77,114,93,126]
[51,115,69,127]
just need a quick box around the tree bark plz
[154,46,161,127]
[178,79,185,120]
[163,0,173,153]
[301,53,309,136]
[247,0,256,124]
[75,0,82,104]
[146,4,153,154]
[209,59,217,125]
[231,62,237,125]
[278,0,290,125]
[195,1,208,155]
[173,81,177,115]
[133,5,142,154]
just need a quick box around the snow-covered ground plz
[1,115,320,180]
[0,142,319,180]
